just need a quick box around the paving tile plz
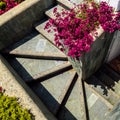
[30,69,76,114]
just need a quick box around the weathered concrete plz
[0,0,56,51]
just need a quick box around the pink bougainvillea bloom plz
[45,0,120,59]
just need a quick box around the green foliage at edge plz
[0,93,32,120]
[0,1,6,10]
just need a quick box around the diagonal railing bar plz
[26,62,72,83]
[2,50,68,61]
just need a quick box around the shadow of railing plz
[3,54,80,120]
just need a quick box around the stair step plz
[57,0,74,9]
[45,5,65,19]
[29,69,76,114]
[26,62,72,82]
[58,77,111,120]
[95,70,120,96]
[57,0,83,9]
[3,33,66,59]
[36,20,55,45]
[86,76,119,106]
[3,50,67,61]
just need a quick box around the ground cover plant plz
[0,0,24,15]
[0,87,32,120]
[45,0,120,59]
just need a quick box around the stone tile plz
[30,69,76,114]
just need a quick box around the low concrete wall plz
[0,0,55,51]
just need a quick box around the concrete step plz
[29,69,76,114]
[3,33,65,59]
[58,76,111,120]
[57,0,74,9]
[86,76,119,107]
[36,20,55,45]
[26,62,72,82]
[3,50,67,61]
[57,0,83,9]
[3,32,71,82]
[45,5,65,19]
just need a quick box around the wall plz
[0,0,55,51]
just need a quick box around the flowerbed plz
[0,87,33,120]
[0,0,24,15]
[45,0,120,59]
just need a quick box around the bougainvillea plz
[0,0,24,15]
[45,0,120,59]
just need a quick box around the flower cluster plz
[0,0,24,15]
[45,0,120,59]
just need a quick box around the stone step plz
[6,56,72,83]
[57,0,74,9]
[3,33,65,59]
[57,0,83,9]
[26,62,72,82]
[86,76,119,106]
[36,20,55,45]
[29,69,76,114]
[3,50,67,61]
[45,5,65,19]
[95,70,120,96]
[58,76,111,120]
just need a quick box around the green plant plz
[0,92,32,120]
[0,1,6,10]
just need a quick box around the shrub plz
[0,1,6,10]
[0,92,32,120]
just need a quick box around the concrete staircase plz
[2,0,120,120]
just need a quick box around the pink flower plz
[45,0,120,59]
